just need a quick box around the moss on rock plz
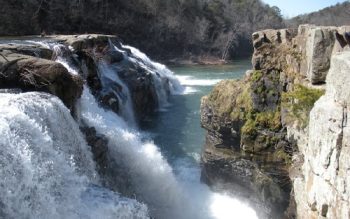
[282,84,325,128]
[207,79,253,121]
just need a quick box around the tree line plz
[0,0,284,60]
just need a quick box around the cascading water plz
[49,41,138,126]
[77,79,258,219]
[120,44,184,108]
[72,45,258,218]
[96,61,137,127]
[0,91,148,219]
[2,39,259,219]
[79,87,198,218]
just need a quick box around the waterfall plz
[4,39,258,219]
[74,64,258,219]
[96,61,137,127]
[78,86,258,219]
[48,42,138,126]
[79,87,197,218]
[120,44,184,108]
[0,92,148,219]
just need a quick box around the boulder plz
[0,43,53,59]
[305,27,337,84]
[0,50,83,111]
[51,34,118,52]
[80,126,109,170]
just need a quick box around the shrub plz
[241,109,282,137]
[282,84,325,128]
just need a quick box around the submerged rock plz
[80,126,109,171]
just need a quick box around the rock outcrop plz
[57,34,159,121]
[293,52,350,219]
[0,48,83,111]
[201,24,350,218]
[0,35,162,121]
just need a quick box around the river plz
[0,37,259,219]
[142,62,250,162]
[141,61,257,219]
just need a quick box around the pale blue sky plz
[262,0,349,17]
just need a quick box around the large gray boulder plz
[305,27,336,84]
[296,25,350,84]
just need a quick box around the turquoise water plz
[141,60,251,165]
[140,61,257,218]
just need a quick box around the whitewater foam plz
[122,44,185,102]
[78,85,258,219]
[79,87,194,218]
[177,75,222,86]
[55,42,258,219]
[0,92,148,219]
[97,61,137,127]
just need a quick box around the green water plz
[142,60,252,164]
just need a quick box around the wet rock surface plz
[60,34,160,122]
[0,49,83,111]
[0,34,162,122]
[80,126,109,171]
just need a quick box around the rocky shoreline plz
[200,24,350,218]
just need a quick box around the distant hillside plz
[287,1,350,27]
[0,0,283,61]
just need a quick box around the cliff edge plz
[200,24,350,218]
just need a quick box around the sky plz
[262,0,349,17]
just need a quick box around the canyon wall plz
[293,51,350,219]
[201,25,350,218]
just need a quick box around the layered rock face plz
[201,24,350,218]
[293,52,350,218]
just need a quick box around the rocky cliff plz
[292,52,350,219]
[200,25,350,218]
